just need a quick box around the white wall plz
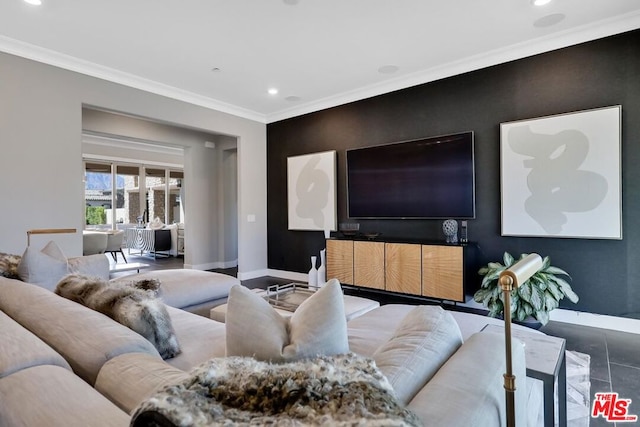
[222,148,238,265]
[0,52,267,277]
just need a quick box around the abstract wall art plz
[287,150,337,231]
[500,105,621,239]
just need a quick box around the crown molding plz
[266,11,640,123]
[0,35,267,124]
[2,10,639,125]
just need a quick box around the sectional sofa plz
[0,253,529,426]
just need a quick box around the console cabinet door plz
[354,241,385,290]
[385,243,422,295]
[326,239,353,285]
[422,245,464,301]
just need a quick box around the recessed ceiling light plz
[268,88,279,95]
[532,0,552,6]
[534,13,565,27]
[378,65,399,74]
[24,0,42,5]
[211,67,221,73]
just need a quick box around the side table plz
[483,324,567,427]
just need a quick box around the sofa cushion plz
[373,305,463,405]
[225,279,349,362]
[0,277,160,385]
[0,310,72,378]
[96,353,190,415]
[0,365,130,427]
[406,331,527,427]
[17,241,69,290]
[113,269,239,310]
[347,304,416,357]
[163,306,226,371]
[55,274,181,360]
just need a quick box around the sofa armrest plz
[407,331,527,427]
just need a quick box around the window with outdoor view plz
[84,161,183,229]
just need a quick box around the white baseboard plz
[185,259,238,271]
[237,269,270,281]
[266,269,308,283]
[458,296,640,334]
[236,269,308,282]
[549,309,640,335]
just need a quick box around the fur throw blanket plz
[131,353,422,427]
[0,252,21,279]
[55,274,181,359]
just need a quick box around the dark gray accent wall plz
[267,29,640,318]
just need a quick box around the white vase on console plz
[317,249,326,287]
[308,256,318,287]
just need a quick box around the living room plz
[1,1,640,426]
[2,2,640,325]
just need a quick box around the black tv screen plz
[346,132,475,219]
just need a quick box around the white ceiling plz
[1,0,639,123]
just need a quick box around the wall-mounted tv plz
[346,131,475,219]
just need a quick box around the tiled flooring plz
[121,255,640,426]
[540,322,640,427]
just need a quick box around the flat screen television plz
[346,131,475,219]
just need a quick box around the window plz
[84,161,183,229]
[84,162,112,229]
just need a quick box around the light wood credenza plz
[326,238,470,302]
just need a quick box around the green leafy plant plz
[85,206,106,225]
[473,252,579,326]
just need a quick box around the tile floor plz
[540,322,640,427]
[121,254,640,426]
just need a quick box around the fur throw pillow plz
[131,352,422,427]
[55,274,180,359]
[0,252,21,279]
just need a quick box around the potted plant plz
[473,252,579,326]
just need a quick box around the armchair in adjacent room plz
[105,230,127,263]
[82,231,108,256]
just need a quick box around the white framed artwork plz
[501,105,622,239]
[287,150,337,231]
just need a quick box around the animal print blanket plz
[55,274,181,359]
[131,353,421,427]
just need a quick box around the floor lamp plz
[499,253,543,427]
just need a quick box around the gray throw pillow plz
[17,241,69,291]
[225,279,349,362]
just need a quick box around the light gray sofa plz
[0,257,528,427]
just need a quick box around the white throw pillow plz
[225,279,349,362]
[17,241,69,291]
